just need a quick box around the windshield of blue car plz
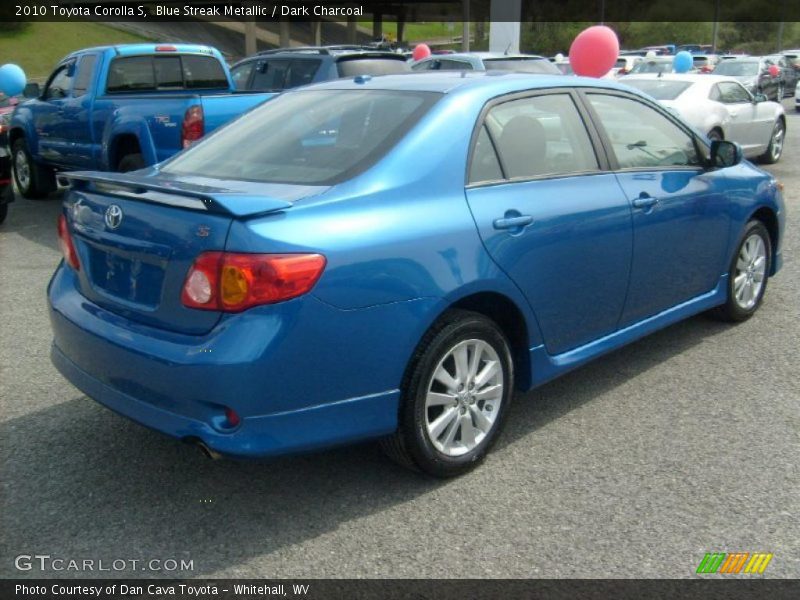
[623,80,692,100]
[483,58,562,75]
[713,61,759,76]
[162,90,440,185]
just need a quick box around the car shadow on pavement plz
[0,191,63,252]
[0,312,732,578]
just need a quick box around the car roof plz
[423,52,547,61]
[66,43,220,58]
[289,70,641,96]
[622,73,742,86]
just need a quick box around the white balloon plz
[555,53,565,61]
[646,50,657,58]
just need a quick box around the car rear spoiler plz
[60,172,293,218]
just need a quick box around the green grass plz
[0,22,151,81]
[361,20,474,45]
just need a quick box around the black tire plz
[381,309,514,478]
[0,202,7,225]
[710,220,771,322]
[117,153,145,172]
[758,119,785,164]
[12,138,56,199]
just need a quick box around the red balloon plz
[569,26,620,78]
[412,44,431,62]
[768,64,780,78]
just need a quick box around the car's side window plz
[44,64,74,100]
[438,59,473,70]
[481,94,598,180]
[708,84,722,102]
[286,59,321,88]
[411,60,436,71]
[251,59,290,91]
[469,125,503,184]
[72,55,97,97]
[586,94,701,169]
[717,82,751,104]
[230,62,255,90]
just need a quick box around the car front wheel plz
[12,139,55,199]
[758,119,785,164]
[711,220,771,322]
[381,310,514,478]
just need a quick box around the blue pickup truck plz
[10,43,275,198]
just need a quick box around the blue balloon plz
[673,51,693,74]
[0,64,27,97]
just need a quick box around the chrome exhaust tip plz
[185,437,222,460]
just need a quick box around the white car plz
[612,55,643,77]
[622,74,786,163]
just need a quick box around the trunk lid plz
[61,171,320,335]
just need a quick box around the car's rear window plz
[336,57,410,77]
[106,55,228,93]
[162,89,440,185]
[713,61,759,76]
[623,79,692,100]
[483,58,561,75]
[630,60,672,74]
[182,55,228,89]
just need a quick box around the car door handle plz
[493,215,534,230]
[632,195,659,209]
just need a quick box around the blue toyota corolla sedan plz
[49,72,785,477]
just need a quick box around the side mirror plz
[710,140,743,168]
[23,83,40,98]
[753,93,768,103]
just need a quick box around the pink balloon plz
[569,26,620,78]
[768,64,780,78]
[412,43,431,62]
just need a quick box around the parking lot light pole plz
[462,0,470,52]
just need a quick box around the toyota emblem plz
[104,205,123,230]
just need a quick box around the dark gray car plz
[713,57,784,101]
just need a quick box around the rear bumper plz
[48,265,432,458]
[51,342,399,458]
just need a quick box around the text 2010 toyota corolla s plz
[49,72,785,477]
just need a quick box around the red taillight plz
[617,68,629,75]
[701,65,713,73]
[155,45,177,52]
[57,214,80,270]
[181,252,326,312]
[181,105,204,148]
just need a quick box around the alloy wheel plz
[14,149,30,191]
[424,339,504,457]
[733,233,767,310]
[770,122,784,161]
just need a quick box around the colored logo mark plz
[696,552,773,574]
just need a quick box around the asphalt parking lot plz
[1,100,798,580]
